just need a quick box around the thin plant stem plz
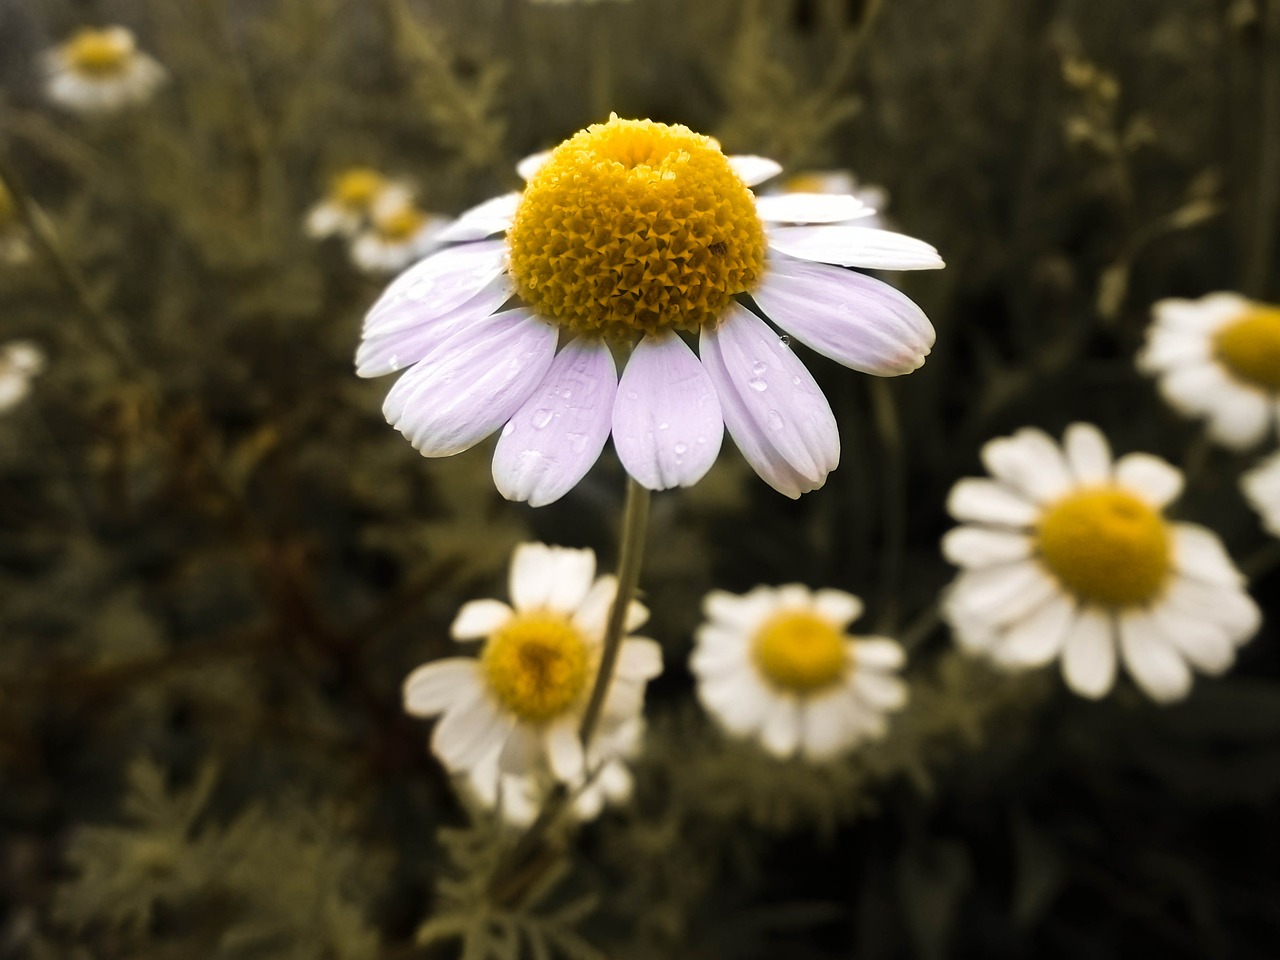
[1246,0,1280,297]
[870,378,906,634]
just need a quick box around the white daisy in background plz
[0,341,46,413]
[942,423,1261,703]
[775,170,889,231]
[1242,451,1280,539]
[0,182,31,266]
[42,27,166,115]
[464,717,643,827]
[402,542,662,785]
[356,115,943,506]
[1139,293,1280,449]
[690,585,908,761]
[305,167,406,240]
[349,191,448,275]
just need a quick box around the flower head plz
[402,542,662,784]
[943,423,1260,703]
[1139,293,1280,450]
[1242,451,1280,539]
[0,341,46,413]
[349,192,447,275]
[306,167,408,240]
[357,115,943,506]
[43,27,165,115]
[691,584,908,761]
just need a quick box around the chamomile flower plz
[1242,451,1280,539]
[43,27,165,115]
[1139,293,1280,449]
[943,423,1260,703]
[691,585,908,761]
[306,168,407,240]
[464,717,643,827]
[776,171,889,230]
[349,192,448,275]
[357,115,943,506]
[403,542,662,784]
[0,341,46,413]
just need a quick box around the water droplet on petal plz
[751,361,768,375]
[767,410,785,431]
[779,335,791,347]
[673,441,688,460]
[388,354,401,371]
[531,408,554,429]
[748,378,768,392]
[658,421,670,430]
[627,390,639,400]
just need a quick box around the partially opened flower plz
[464,716,643,827]
[357,115,943,505]
[1139,293,1280,449]
[306,168,407,240]
[0,341,46,413]
[43,27,165,115]
[349,192,448,275]
[943,423,1260,703]
[403,542,662,784]
[1242,451,1280,539]
[691,585,908,761]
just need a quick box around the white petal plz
[992,593,1075,669]
[698,667,775,736]
[517,150,552,181]
[980,428,1073,504]
[544,720,586,782]
[941,526,1034,567]
[702,588,774,631]
[1136,327,1210,373]
[433,192,520,243]
[572,574,649,638]
[492,339,617,507]
[432,693,510,771]
[616,637,663,682]
[382,308,557,457]
[1113,453,1183,508]
[1062,422,1112,485]
[612,333,723,490]
[812,589,863,628]
[799,693,860,760]
[944,561,1060,629]
[752,257,934,375]
[356,274,514,377]
[699,303,840,498]
[1161,577,1261,644]
[1158,360,1232,416]
[403,658,481,716]
[1118,611,1193,703]
[851,638,906,671]
[1171,523,1244,587]
[946,479,1039,527]
[759,699,801,757]
[1148,604,1236,676]
[509,543,596,613]
[362,240,507,337]
[450,599,515,639]
[728,155,783,186]
[1060,608,1116,699]
[754,193,873,224]
[1204,383,1273,450]
[850,670,908,710]
[767,225,944,270]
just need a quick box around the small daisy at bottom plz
[403,542,662,787]
[942,423,1260,703]
[691,585,908,761]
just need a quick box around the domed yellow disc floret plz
[332,168,387,211]
[753,610,848,693]
[506,115,767,339]
[481,611,591,722]
[1037,488,1171,607]
[65,28,135,76]
[1214,304,1280,392]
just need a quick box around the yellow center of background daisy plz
[1213,305,1280,391]
[506,115,767,339]
[332,168,386,210]
[65,29,134,76]
[481,612,591,722]
[1037,488,1170,606]
[752,611,848,692]
[375,206,427,242]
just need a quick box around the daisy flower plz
[942,423,1261,703]
[1242,451,1280,539]
[691,585,908,761]
[1139,293,1280,449]
[43,27,166,115]
[349,192,448,275]
[775,170,889,230]
[464,717,643,827]
[0,341,46,413]
[356,115,943,506]
[402,542,662,784]
[305,167,407,240]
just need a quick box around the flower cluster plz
[43,27,165,115]
[305,169,447,274]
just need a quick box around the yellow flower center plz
[1213,305,1280,391]
[332,168,387,210]
[375,206,428,242]
[65,28,135,76]
[481,612,591,722]
[752,611,848,693]
[506,115,767,339]
[1037,488,1171,607]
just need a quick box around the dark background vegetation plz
[0,0,1278,957]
